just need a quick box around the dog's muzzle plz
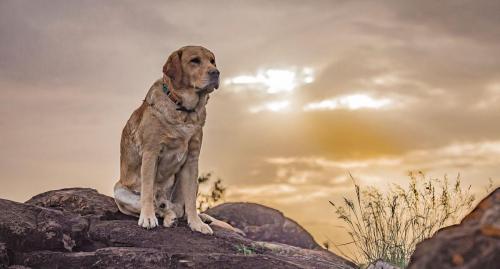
[209,69,220,90]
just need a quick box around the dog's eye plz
[210,59,216,65]
[190,57,201,64]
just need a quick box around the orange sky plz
[1,0,500,249]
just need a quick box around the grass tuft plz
[234,244,258,255]
[327,171,480,268]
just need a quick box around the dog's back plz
[119,101,148,193]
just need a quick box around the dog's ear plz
[163,50,183,86]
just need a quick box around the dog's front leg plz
[178,131,213,235]
[138,151,159,229]
[178,160,213,235]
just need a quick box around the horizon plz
[1,0,500,248]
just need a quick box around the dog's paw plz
[163,217,175,228]
[163,212,177,228]
[138,209,158,229]
[188,218,213,235]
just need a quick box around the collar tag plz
[162,84,169,95]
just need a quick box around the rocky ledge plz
[408,187,499,269]
[0,188,356,269]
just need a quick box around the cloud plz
[391,0,500,44]
[267,156,401,170]
[226,182,348,205]
[224,67,315,94]
[303,94,394,111]
[249,100,290,113]
[228,140,500,210]
[473,82,500,110]
[401,141,500,170]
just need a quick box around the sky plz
[1,0,500,251]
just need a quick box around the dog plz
[113,46,237,235]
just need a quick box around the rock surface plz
[1,243,8,268]
[365,260,400,269]
[0,188,356,269]
[407,187,500,269]
[26,188,131,221]
[205,202,320,250]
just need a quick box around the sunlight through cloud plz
[225,67,314,94]
[303,94,393,111]
[249,100,290,113]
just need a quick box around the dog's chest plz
[156,123,200,179]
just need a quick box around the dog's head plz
[163,46,219,93]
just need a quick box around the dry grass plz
[327,171,480,268]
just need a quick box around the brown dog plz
[113,46,224,234]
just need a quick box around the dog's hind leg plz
[114,181,141,217]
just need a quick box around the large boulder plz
[26,188,132,221]
[0,199,88,252]
[0,188,356,269]
[407,187,500,269]
[205,202,321,250]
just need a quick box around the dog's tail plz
[114,181,141,217]
[199,213,246,236]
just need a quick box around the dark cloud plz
[392,0,500,43]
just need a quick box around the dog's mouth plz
[197,79,219,93]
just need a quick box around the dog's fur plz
[113,46,224,234]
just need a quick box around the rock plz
[0,188,356,269]
[0,198,88,252]
[11,248,169,269]
[407,187,500,269]
[26,188,132,221]
[205,202,321,250]
[365,259,400,269]
[1,243,8,269]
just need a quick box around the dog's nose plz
[208,69,220,78]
